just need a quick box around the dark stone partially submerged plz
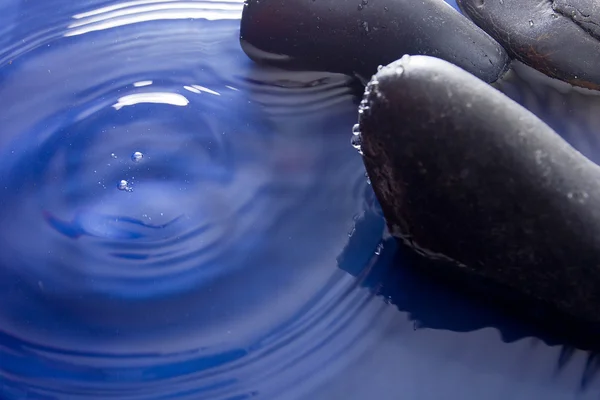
[358,54,600,326]
[458,0,600,90]
[240,0,509,84]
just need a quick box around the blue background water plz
[2,0,600,399]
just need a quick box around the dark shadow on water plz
[338,186,600,392]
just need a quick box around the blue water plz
[1,0,600,399]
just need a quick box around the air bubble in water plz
[352,123,361,136]
[118,180,131,191]
[131,151,143,162]
[111,153,118,159]
[529,20,534,27]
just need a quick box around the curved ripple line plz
[0,271,386,399]
[72,0,242,19]
[0,0,243,65]
[112,92,190,109]
[65,0,244,37]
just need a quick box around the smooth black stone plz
[358,54,600,326]
[458,0,600,90]
[239,0,509,84]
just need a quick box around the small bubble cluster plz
[117,179,132,191]
[114,151,144,191]
[358,98,370,116]
[359,79,378,116]
[351,123,363,155]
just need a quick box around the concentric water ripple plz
[0,1,388,398]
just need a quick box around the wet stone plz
[240,0,509,83]
[358,54,600,327]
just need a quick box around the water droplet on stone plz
[351,134,363,154]
[365,171,371,185]
[529,20,534,27]
[377,65,383,71]
[567,191,589,203]
[395,66,404,76]
[131,151,143,162]
[352,123,361,136]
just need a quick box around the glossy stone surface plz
[240,0,509,83]
[358,54,600,326]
